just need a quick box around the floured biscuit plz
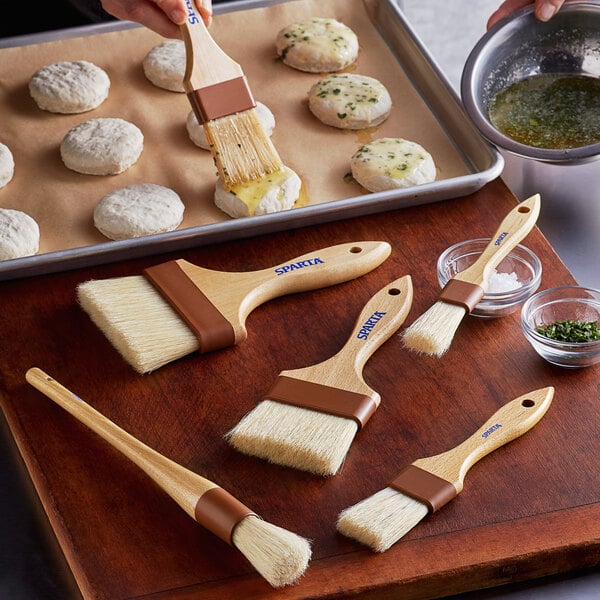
[276,17,359,73]
[143,39,186,92]
[308,74,392,129]
[350,138,436,192]
[94,183,184,240]
[0,143,15,188]
[187,101,276,150]
[61,117,144,175]
[215,165,301,218]
[0,208,39,260]
[29,60,110,114]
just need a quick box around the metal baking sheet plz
[0,0,503,281]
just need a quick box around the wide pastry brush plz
[77,241,391,373]
[226,275,413,476]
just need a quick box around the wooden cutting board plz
[0,178,598,600]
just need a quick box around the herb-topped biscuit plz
[308,74,392,130]
[276,17,359,73]
[350,138,436,192]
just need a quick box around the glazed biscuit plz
[214,165,301,218]
[276,17,359,73]
[351,138,436,192]
[308,74,392,129]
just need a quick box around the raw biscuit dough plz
[308,73,392,129]
[0,143,15,188]
[275,17,359,73]
[143,39,186,92]
[0,208,40,260]
[214,165,301,218]
[94,183,184,240]
[186,101,276,150]
[60,117,144,175]
[350,138,436,192]
[29,60,110,114]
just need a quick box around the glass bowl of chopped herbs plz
[521,286,600,368]
[437,238,542,318]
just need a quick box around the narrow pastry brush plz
[337,386,554,552]
[77,240,391,374]
[402,193,541,357]
[226,275,413,476]
[181,2,281,186]
[26,367,311,588]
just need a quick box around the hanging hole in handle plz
[349,246,363,254]
[388,288,401,296]
[521,398,535,407]
[518,206,531,214]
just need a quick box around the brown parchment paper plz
[0,0,468,259]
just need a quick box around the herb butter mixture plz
[536,319,600,343]
[489,73,600,149]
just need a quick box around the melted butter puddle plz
[226,166,310,212]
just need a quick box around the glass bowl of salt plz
[437,238,542,318]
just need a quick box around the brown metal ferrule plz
[194,487,256,546]
[266,375,378,428]
[388,464,457,513]
[439,279,485,313]
[143,261,235,353]
[187,76,255,123]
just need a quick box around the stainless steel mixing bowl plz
[461,1,600,164]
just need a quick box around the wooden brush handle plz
[283,275,413,400]
[413,386,554,493]
[454,194,541,288]
[25,367,217,519]
[180,2,243,91]
[176,241,392,333]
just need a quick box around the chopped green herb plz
[536,319,600,342]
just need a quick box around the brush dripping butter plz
[488,73,600,149]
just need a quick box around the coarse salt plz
[487,269,522,293]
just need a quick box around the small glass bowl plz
[437,238,542,318]
[521,286,600,368]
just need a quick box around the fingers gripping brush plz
[181,2,281,186]
[226,275,413,477]
[26,368,311,588]
[77,241,391,374]
[402,193,541,357]
[337,386,554,552]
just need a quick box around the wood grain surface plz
[1,178,599,600]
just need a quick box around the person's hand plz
[487,0,566,29]
[101,0,213,38]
